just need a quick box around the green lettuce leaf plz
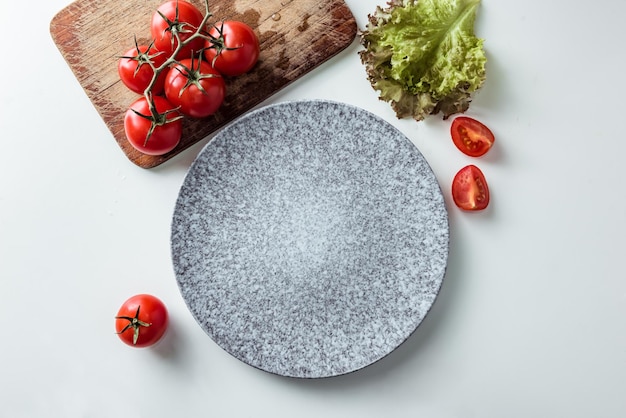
[359,0,486,121]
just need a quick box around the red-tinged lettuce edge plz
[359,0,486,121]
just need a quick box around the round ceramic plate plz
[171,100,449,378]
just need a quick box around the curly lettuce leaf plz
[359,0,486,121]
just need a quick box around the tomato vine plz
[141,0,215,122]
[119,0,260,155]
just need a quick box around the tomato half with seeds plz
[124,96,183,156]
[151,0,205,59]
[115,294,168,348]
[118,43,168,95]
[450,116,495,157]
[451,165,490,211]
[204,20,260,77]
[164,58,226,118]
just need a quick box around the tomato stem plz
[131,92,184,146]
[121,37,165,80]
[116,306,152,345]
[202,21,243,68]
[172,53,223,98]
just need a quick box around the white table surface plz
[2,0,625,416]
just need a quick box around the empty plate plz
[171,100,449,378]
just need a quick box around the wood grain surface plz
[50,0,357,168]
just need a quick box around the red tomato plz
[164,58,226,118]
[451,165,490,211]
[124,96,183,155]
[204,21,260,77]
[118,43,168,95]
[151,0,205,59]
[115,294,168,348]
[450,116,495,157]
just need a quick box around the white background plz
[1,0,625,416]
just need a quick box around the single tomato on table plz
[164,58,226,118]
[115,294,169,348]
[451,164,490,211]
[151,0,205,59]
[450,116,495,157]
[204,20,260,77]
[118,43,169,95]
[124,95,183,156]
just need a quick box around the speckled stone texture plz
[171,100,449,378]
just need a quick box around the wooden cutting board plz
[50,0,357,168]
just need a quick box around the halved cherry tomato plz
[204,20,260,77]
[451,165,490,211]
[124,96,183,155]
[115,294,168,348]
[450,116,495,157]
[151,0,205,60]
[118,43,168,95]
[164,57,226,118]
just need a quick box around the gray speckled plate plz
[171,100,449,378]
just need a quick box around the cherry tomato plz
[204,20,260,77]
[124,96,183,155]
[151,0,205,59]
[451,165,490,211]
[164,58,226,118]
[450,116,495,157]
[118,43,168,95]
[115,294,168,348]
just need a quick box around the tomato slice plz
[450,116,495,157]
[451,165,490,211]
